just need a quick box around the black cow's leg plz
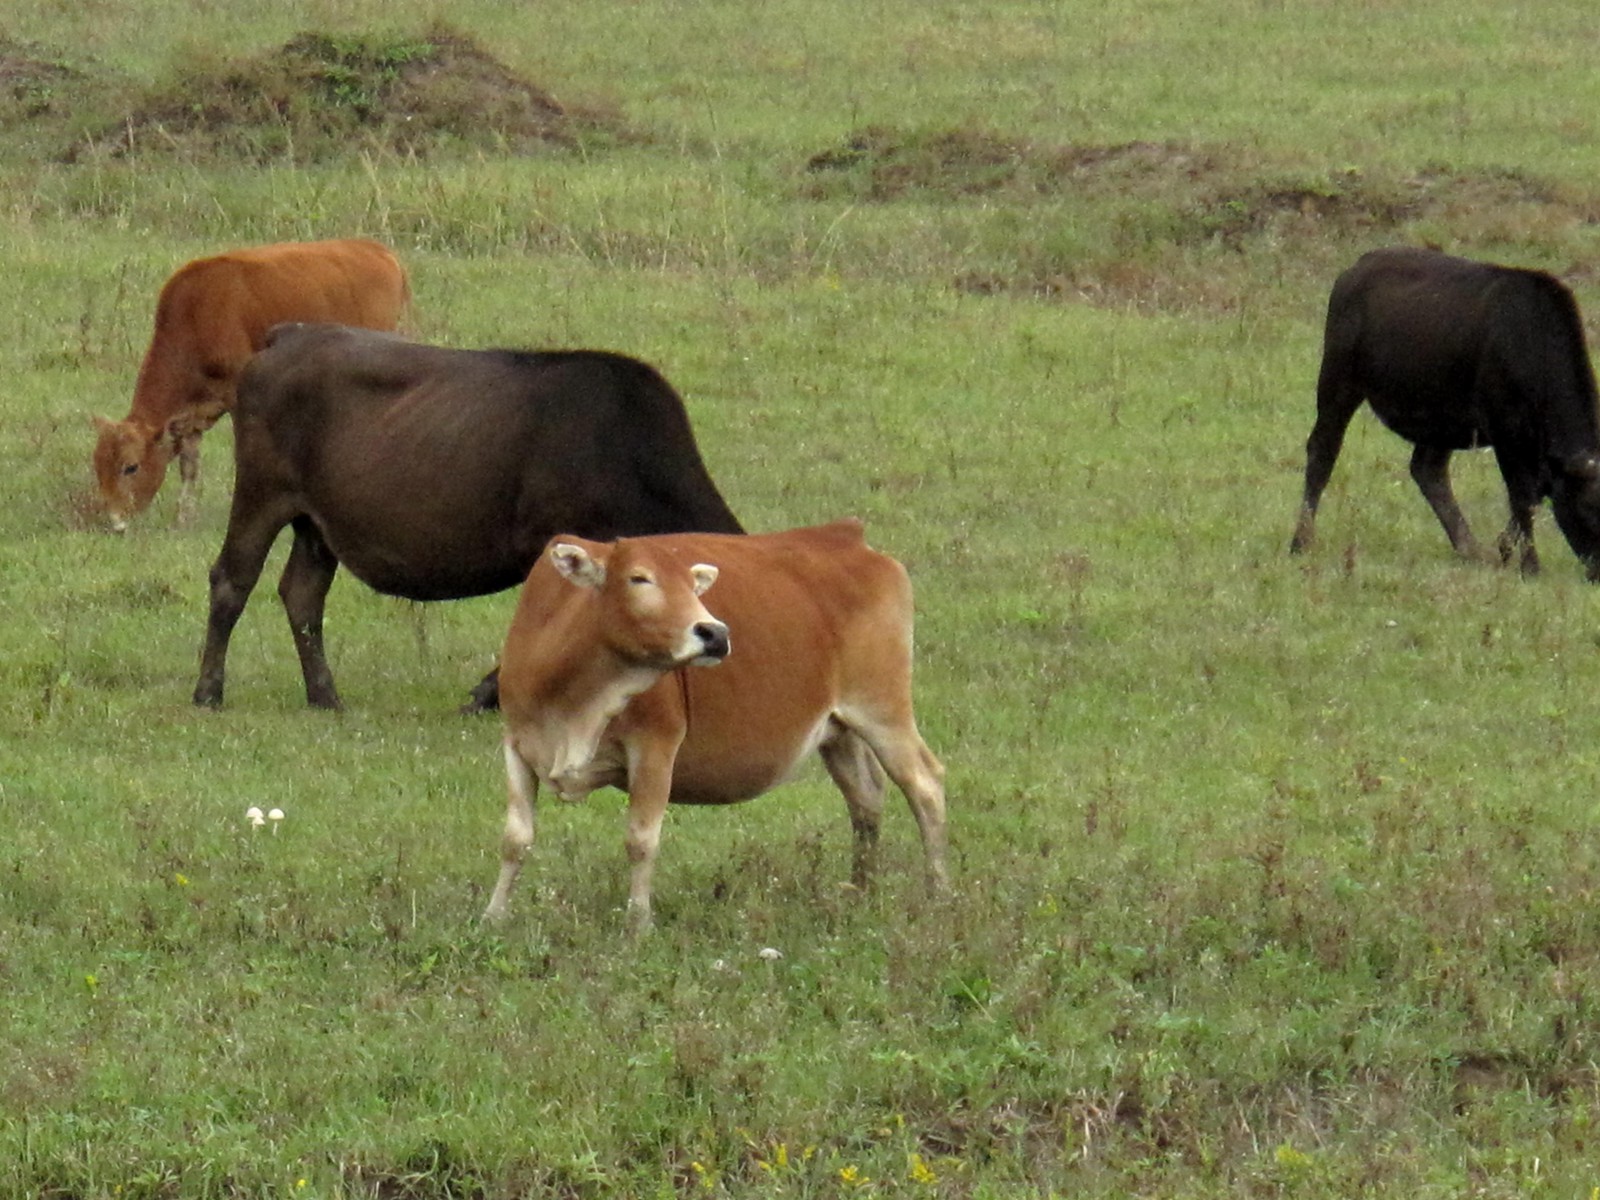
[1290,373,1363,554]
[1491,448,1541,576]
[460,666,501,715]
[1409,444,1481,559]
[278,516,343,709]
[194,506,292,708]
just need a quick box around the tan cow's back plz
[92,238,409,529]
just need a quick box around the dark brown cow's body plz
[193,323,743,712]
[92,238,409,530]
[483,520,948,933]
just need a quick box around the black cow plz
[1289,246,1600,579]
[193,323,743,711]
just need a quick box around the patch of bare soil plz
[68,25,630,164]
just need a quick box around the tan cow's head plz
[549,537,730,668]
[91,416,177,532]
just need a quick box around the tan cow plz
[91,238,409,531]
[483,519,948,933]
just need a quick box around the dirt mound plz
[804,126,1596,224]
[805,126,1600,312]
[0,38,123,135]
[0,40,80,120]
[68,25,627,164]
[803,127,1224,201]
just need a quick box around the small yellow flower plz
[295,1180,307,1191]
[1274,1142,1312,1170]
[175,873,190,887]
[909,1153,936,1185]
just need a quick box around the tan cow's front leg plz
[483,738,539,921]
[622,744,679,936]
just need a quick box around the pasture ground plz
[3,1,1600,1196]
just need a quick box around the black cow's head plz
[1550,453,1600,581]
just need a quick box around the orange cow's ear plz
[91,414,117,434]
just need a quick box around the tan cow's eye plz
[122,463,140,475]
[628,573,652,586]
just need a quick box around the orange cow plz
[91,238,409,531]
[483,520,949,933]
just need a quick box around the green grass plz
[5,0,1600,1195]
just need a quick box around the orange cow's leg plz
[174,431,202,528]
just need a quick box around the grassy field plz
[5,1,1600,1196]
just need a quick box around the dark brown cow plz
[92,238,409,531]
[1290,246,1600,577]
[482,520,948,933]
[193,323,743,712]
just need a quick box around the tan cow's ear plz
[689,563,719,595]
[91,414,116,434]
[551,542,606,588]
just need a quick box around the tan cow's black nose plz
[694,622,730,660]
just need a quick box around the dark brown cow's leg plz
[1409,444,1481,559]
[278,516,343,710]
[194,504,293,708]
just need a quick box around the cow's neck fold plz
[525,646,661,800]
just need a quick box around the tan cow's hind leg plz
[853,718,949,892]
[483,739,539,921]
[820,728,888,888]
